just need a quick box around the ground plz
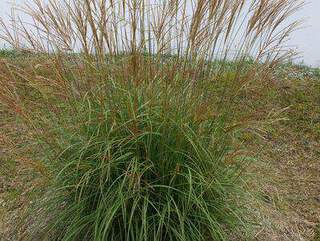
[250,129,319,241]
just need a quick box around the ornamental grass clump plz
[0,0,303,240]
[34,81,247,241]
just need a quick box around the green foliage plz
[0,49,22,58]
[25,79,248,241]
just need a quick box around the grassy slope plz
[0,52,319,240]
[248,65,320,241]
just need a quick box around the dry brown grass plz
[240,72,320,241]
[1,0,303,63]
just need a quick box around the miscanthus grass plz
[0,0,303,240]
[26,80,249,241]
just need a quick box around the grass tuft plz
[26,81,247,241]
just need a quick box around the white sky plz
[0,0,319,67]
